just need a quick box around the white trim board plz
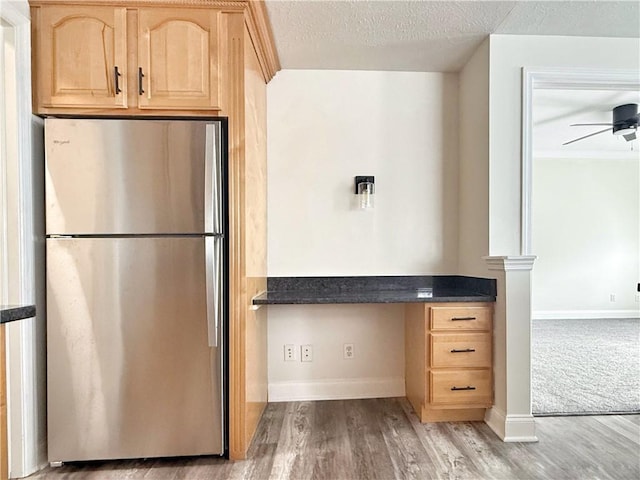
[268,377,405,402]
[485,408,538,443]
[0,1,46,477]
[533,310,640,320]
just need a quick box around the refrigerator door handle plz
[205,123,223,234]
[205,236,220,348]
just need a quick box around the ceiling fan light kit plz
[563,103,639,145]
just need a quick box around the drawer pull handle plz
[451,348,476,353]
[451,316,476,321]
[451,386,476,391]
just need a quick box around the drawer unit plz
[405,302,493,423]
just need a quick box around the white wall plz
[267,70,459,400]
[267,304,405,401]
[532,156,640,318]
[458,38,491,276]
[268,70,459,275]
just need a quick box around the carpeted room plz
[531,91,640,416]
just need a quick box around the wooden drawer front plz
[430,370,492,406]
[430,306,491,331]
[431,333,491,368]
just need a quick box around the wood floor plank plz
[399,399,457,477]
[26,400,640,480]
[535,416,638,480]
[373,398,435,480]
[227,401,286,480]
[267,401,315,480]
[344,398,397,480]
[445,421,526,479]
[407,418,482,478]
[592,414,640,445]
[627,414,640,426]
[308,400,355,480]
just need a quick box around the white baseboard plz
[485,408,538,443]
[268,377,405,402]
[533,310,640,320]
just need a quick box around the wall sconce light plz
[355,176,375,209]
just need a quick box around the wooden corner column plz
[222,2,277,460]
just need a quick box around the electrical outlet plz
[284,344,296,362]
[610,293,616,302]
[635,293,640,303]
[344,343,354,359]
[301,345,313,362]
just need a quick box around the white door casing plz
[0,0,47,476]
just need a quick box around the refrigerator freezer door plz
[205,122,224,235]
[47,237,224,462]
[45,118,221,235]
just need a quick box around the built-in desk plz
[253,276,496,423]
[0,305,36,324]
[0,305,36,480]
[252,275,496,305]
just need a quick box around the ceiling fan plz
[563,103,639,146]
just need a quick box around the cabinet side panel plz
[404,303,426,418]
[225,11,246,461]
[242,24,268,455]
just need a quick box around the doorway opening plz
[522,70,640,416]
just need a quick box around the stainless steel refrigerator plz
[45,117,227,463]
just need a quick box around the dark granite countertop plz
[1,305,36,324]
[253,276,496,305]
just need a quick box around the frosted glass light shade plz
[357,181,374,209]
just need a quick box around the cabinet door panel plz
[138,9,220,110]
[38,6,127,108]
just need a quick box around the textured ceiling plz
[265,0,640,72]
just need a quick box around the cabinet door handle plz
[451,316,476,321]
[451,348,476,353]
[114,66,122,94]
[451,386,476,391]
[138,67,145,95]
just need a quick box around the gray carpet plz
[531,318,640,415]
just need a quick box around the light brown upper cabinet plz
[136,8,220,110]
[35,5,128,109]
[32,5,221,113]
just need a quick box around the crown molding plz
[30,0,246,7]
[28,0,281,81]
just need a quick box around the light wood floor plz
[28,398,640,479]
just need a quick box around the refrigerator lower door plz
[46,237,224,462]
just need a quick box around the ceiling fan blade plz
[623,132,637,142]
[563,127,612,146]
[570,123,613,126]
